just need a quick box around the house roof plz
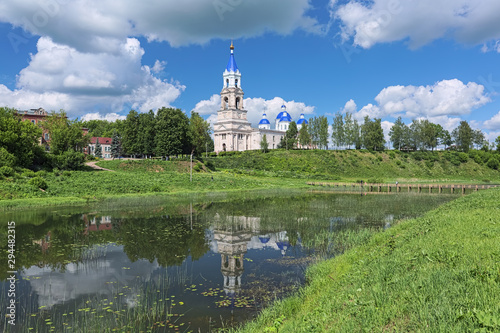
[90,137,112,145]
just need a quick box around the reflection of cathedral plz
[211,215,292,296]
[213,43,308,152]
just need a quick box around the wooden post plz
[462,185,465,195]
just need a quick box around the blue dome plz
[259,118,270,125]
[259,236,271,244]
[276,111,284,119]
[297,118,308,125]
[226,53,238,72]
[279,113,292,122]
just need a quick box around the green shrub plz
[389,152,396,159]
[395,160,402,166]
[36,170,48,178]
[0,166,15,177]
[377,156,383,162]
[486,157,499,170]
[458,152,469,163]
[53,151,86,170]
[29,176,48,190]
[0,147,16,168]
[21,170,36,178]
[425,160,434,169]
[193,162,202,172]
[62,171,72,177]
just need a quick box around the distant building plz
[213,43,308,152]
[88,137,112,158]
[17,108,51,146]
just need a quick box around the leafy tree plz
[137,110,156,158]
[331,112,344,149]
[495,136,500,152]
[318,116,329,149]
[81,119,124,138]
[94,138,103,158]
[343,111,355,149]
[308,117,320,148]
[298,123,311,149]
[421,119,438,151]
[282,121,298,150]
[111,130,121,159]
[361,116,385,151]
[441,129,452,149]
[155,107,190,158]
[472,129,485,150]
[189,111,212,156]
[260,134,269,153]
[42,111,89,155]
[452,121,473,152]
[389,117,405,150]
[0,107,42,167]
[122,110,140,157]
[352,119,362,149]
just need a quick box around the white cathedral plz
[213,43,308,152]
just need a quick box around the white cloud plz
[1,37,184,117]
[483,111,500,130]
[333,0,500,50]
[193,95,315,128]
[81,112,126,122]
[342,99,357,114]
[1,0,320,53]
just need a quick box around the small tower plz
[221,41,244,111]
[275,104,292,132]
[258,113,271,130]
[296,113,308,131]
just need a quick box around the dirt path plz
[85,161,115,172]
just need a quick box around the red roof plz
[90,137,112,145]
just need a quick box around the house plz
[17,108,51,145]
[88,137,112,158]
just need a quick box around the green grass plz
[234,188,500,332]
[207,149,500,183]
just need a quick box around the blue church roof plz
[226,43,238,72]
[259,118,271,125]
[276,112,284,119]
[297,114,308,125]
[279,112,292,122]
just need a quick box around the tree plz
[94,138,103,158]
[189,111,212,156]
[137,110,156,158]
[361,116,385,151]
[318,116,329,149]
[282,121,298,150]
[42,111,89,155]
[308,117,320,148]
[298,123,311,149]
[0,107,42,167]
[441,129,453,149]
[452,121,473,152]
[352,119,362,149]
[472,129,485,150]
[331,112,344,149]
[260,134,269,153]
[343,112,355,149]
[496,136,500,152]
[389,117,405,150]
[155,107,190,158]
[111,130,121,159]
[122,110,140,157]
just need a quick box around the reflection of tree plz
[117,215,209,267]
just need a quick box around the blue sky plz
[1,0,500,143]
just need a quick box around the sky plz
[1,0,500,144]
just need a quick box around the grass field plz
[234,187,500,332]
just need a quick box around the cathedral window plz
[235,79,238,88]
[222,134,226,140]
[226,79,229,87]
[236,97,240,109]
[224,97,229,109]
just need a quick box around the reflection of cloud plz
[23,245,158,309]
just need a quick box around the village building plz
[88,137,112,158]
[213,43,308,152]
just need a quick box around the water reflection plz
[0,192,456,332]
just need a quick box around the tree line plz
[274,111,499,153]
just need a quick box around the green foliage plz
[260,134,269,153]
[0,107,43,167]
[458,152,469,163]
[361,116,385,151]
[122,110,140,156]
[155,107,190,157]
[193,162,202,172]
[21,170,36,178]
[486,157,499,170]
[94,138,103,158]
[189,111,212,156]
[52,151,86,170]
[111,130,122,158]
[298,123,311,148]
[0,166,15,177]
[42,110,89,155]
[29,176,48,190]
[452,120,473,152]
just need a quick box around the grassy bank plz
[235,187,500,332]
[207,149,500,183]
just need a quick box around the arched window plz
[224,97,229,109]
[235,79,238,88]
[235,97,240,109]
[226,79,229,87]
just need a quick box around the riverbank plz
[236,187,500,332]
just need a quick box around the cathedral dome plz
[279,111,292,122]
[297,113,308,125]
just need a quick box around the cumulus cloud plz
[483,111,500,130]
[343,79,490,132]
[2,37,184,117]
[193,95,315,128]
[81,112,126,122]
[333,0,500,50]
[1,0,320,53]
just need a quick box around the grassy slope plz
[237,188,500,332]
[208,149,500,183]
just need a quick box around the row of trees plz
[118,108,213,158]
[272,111,499,153]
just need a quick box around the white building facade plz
[213,43,303,152]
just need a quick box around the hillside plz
[205,149,500,183]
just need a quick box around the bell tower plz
[214,42,252,152]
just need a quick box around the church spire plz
[226,41,238,73]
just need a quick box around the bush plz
[486,157,499,170]
[29,176,48,190]
[62,171,72,177]
[36,170,48,178]
[0,166,15,177]
[53,151,86,170]
[193,162,202,172]
[0,147,16,168]
[389,152,396,159]
[458,152,469,163]
[21,170,36,178]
